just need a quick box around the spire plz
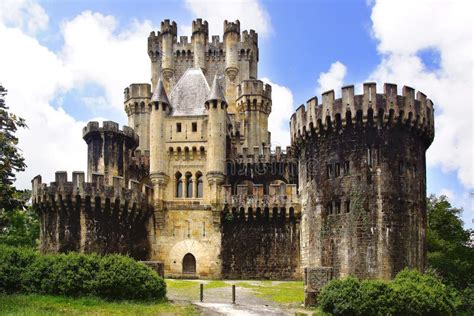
[207,75,226,103]
[151,78,170,105]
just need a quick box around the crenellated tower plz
[160,20,177,92]
[124,83,151,151]
[236,79,272,150]
[191,18,208,73]
[291,83,435,303]
[82,121,138,185]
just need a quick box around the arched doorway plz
[182,253,196,275]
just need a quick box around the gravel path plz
[167,280,293,315]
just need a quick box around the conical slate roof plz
[151,78,170,104]
[169,68,210,116]
[207,74,226,103]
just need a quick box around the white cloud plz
[0,4,159,189]
[368,0,474,188]
[183,0,272,37]
[261,78,293,149]
[0,0,48,34]
[317,61,347,96]
[60,12,154,112]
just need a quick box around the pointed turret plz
[151,78,170,105]
[206,75,227,108]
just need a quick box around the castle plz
[31,19,434,298]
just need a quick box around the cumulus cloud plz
[60,12,154,111]
[0,0,48,34]
[316,61,347,96]
[368,0,473,188]
[183,0,272,37]
[261,78,293,148]
[0,3,158,189]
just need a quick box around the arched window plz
[175,172,182,198]
[185,172,192,198]
[196,172,203,198]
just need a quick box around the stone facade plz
[32,19,434,286]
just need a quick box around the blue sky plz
[0,0,472,227]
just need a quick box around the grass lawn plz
[235,280,305,305]
[0,294,199,315]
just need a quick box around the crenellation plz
[160,19,177,36]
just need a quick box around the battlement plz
[83,121,138,144]
[223,182,299,215]
[147,31,161,60]
[242,30,258,45]
[31,172,153,210]
[224,19,240,35]
[232,145,293,162]
[160,19,177,36]
[237,80,271,99]
[192,18,209,35]
[124,83,151,102]
[290,83,435,144]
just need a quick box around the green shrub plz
[0,245,37,293]
[0,245,166,301]
[391,269,458,316]
[92,254,166,300]
[358,279,395,316]
[318,276,361,315]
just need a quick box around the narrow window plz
[176,123,182,133]
[202,222,206,237]
[175,172,182,198]
[343,161,350,175]
[335,201,341,214]
[327,164,333,179]
[192,122,198,132]
[335,163,341,177]
[367,148,373,167]
[196,172,203,198]
[345,200,350,213]
[186,172,192,198]
[327,203,333,215]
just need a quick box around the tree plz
[0,85,27,212]
[427,194,474,313]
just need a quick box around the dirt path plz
[166,280,298,315]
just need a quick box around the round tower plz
[191,18,208,73]
[83,121,138,185]
[236,79,272,150]
[160,20,177,92]
[148,31,162,90]
[149,78,171,203]
[205,75,228,204]
[124,83,151,151]
[241,30,259,79]
[291,83,434,282]
[223,20,240,113]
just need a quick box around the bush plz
[0,245,166,300]
[391,269,458,316]
[0,245,37,293]
[318,269,459,316]
[318,276,361,315]
[92,254,166,300]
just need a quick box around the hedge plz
[318,269,459,316]
[0,245,166,300]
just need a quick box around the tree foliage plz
[0,85,27,212]
[427,195,474,290]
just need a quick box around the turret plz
[124,83,151,151]
[242,30,259,79]
[236,80,272,150]
[205,75,228,204]
[149,78,171,204]
[160,20,177,92]
[83,121,138,185]
[191,18,208,73]
[148,31,162,90]
[223,20,240,113]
